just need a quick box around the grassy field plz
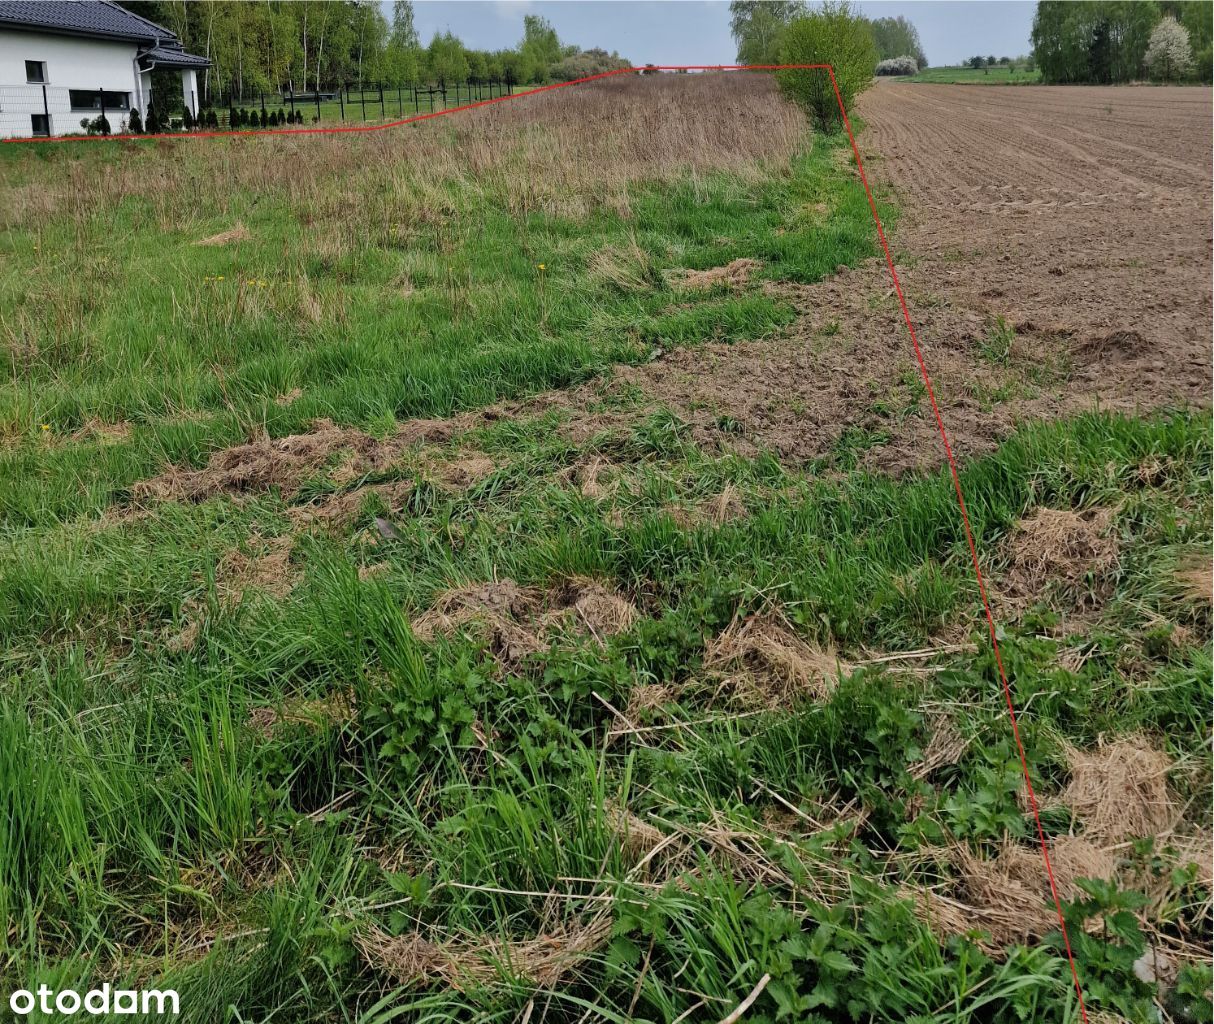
[906,66,1042,85]
[0,74,1209,1023]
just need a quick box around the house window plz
[25,60,47,83]
[68,90,130,111]
[30,114,50,137]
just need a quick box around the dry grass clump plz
[587,238,657,293]
[411,577,637,666]
[247,689,356,740]
[132,414,468,509]
[904,837,1117,951]
[1058,736,1176,842]
[670,258,763,292]
[70,418,133,445]
[357,916,611,991]
[133,419,384,502]
[194,223,250,246]
[1001,506,1118,610]
[428,453,496,491]
[559,456,620,500]
[706,608,846,706]
[287,480,415,532]
[214,535,297,604]
[699,484,748,525]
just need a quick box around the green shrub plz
[777,0,877,128]
[127,108,143,134]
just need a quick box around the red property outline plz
[7,63,1092,1020]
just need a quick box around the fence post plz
[440,77,447,108]
[41,84,50,130]
[191,89,196,127]
[260,91,265,115]
[98,85,106,132]
[315,91,321,123]
[379,83,385,119]
[359,86,366,121]
[289,89,295,121]
[339,86,345,121]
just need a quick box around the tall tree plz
[869,15,927,67]
[729,1,807,65]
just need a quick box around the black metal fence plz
[208,79,515,129]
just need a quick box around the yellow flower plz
[537,263,546,271]
[217,275,225,281]
[40,424,49,431]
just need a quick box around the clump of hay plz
[214,535,297,605]
[587,239,657,293]
[357,916,611,991]
[274,387,303,407]
[705,608,846,706]
[995,835,1119,901]
[699,484,747,525]
[133,419,385,502]
[288,480,414,533]
[902,837,1112,952]
[1001,506,1118,610]
[539,578,638,641]
[669,258,761,292]
[429,453,496,491]
[71,418,133,445]
[603,800,668,861]
[194,223,250,246]
[247,689,356,740]
[411,577,637,667]
[1175,556,1212,606]
[909,712,969,780]
[624,682,678,722]
[559,457,618,500]
[1059,736,1175,842]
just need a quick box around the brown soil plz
[450,85,1213,476]
[411,577,637,667]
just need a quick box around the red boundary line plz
[6,61,1093,1021]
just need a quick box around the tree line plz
[730,1,928,72]
[1032,1,1211,83]
[120,1,630,101]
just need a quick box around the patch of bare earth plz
[411,577,637,668]
[419,85,1211,477]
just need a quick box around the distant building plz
[0,1,209,138]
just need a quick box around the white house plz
[0,1,209,138]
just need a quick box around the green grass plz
[0,80,1209,1023]
[906,66,1043,85]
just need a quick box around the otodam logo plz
[8,985,179,1016]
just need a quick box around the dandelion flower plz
[537,263,547,271]
[40,424,49,431]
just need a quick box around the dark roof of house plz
[0,1,171,42]
[0,1,210,66]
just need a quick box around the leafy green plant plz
[777,1,878,128]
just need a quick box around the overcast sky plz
[409,1,1037,69]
